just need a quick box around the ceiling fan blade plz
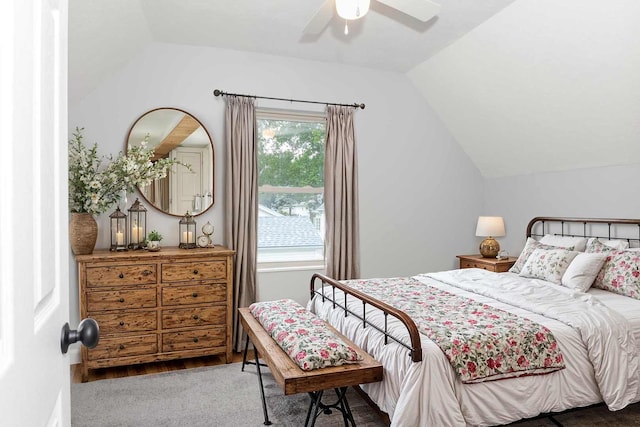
[376,0,441,22]
[303,0,335,35]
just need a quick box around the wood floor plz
[70,352,249,383]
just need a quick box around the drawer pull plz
[193,269,199,275]
[142,270,152,276]
[192,292,198,298]
[119,273,124,279]
[119,344,125,350]
[193,338,199,343]
[119,321,125,326]
[119,297,125,303]
[193,315,199,320]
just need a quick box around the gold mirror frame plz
[126,108,214,217]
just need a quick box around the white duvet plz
[308,269,640,426]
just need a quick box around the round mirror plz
[126,108,214,217]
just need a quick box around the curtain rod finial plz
[213,89,223,97]
[358,103,365,110]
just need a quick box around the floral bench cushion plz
[249,299,363,371]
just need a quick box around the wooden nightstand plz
[456,254,517,273]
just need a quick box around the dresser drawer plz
[87,334,158,360]
[161,284,226,306]
[460,260,492,270]
[86,264,157,287]
[161,261,226,283]
[87,288,157,311]
[457,255,516,273]
[90,310,157,334]
[162,306,226,330]
[162,327,225,352]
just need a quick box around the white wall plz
[409,0,640,179]
[67,43,485,356]
[484,163,640,256]
[256,268,325,306]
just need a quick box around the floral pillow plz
[592,251,640,299]
[586,238,630,253]
[519,248,579,284]
[509,238,574,274]
[249,299,363,371]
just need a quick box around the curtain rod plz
[213,89,365,110]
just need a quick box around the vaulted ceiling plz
[69,0,640,178]
[69,0,516,103]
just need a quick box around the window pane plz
[257,115,325,263]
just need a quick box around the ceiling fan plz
[304,0,441,35]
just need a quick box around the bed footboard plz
[310,273,423,363]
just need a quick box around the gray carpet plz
[71,363,386,427]
[71,362,640,426]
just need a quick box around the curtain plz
[324,105,360,280]
[158,176,169,211]
[224,96,258,351]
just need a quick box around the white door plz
[171,148,204,214]
[0,0,72,426]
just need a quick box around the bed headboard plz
[526,217,640,248]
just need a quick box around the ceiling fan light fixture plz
[336,0,370,21]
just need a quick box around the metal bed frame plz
[527,216,640,246]
[309,273,423,362]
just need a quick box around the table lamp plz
[476,216,505,258]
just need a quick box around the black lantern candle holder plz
[128,198,147,250]
[179,211,196,249]
[109,206,128,251]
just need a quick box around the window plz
[256,109,326,264]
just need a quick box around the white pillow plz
[519,248,579,284]
[586,237,629,250]
[540,234,588,252]
[561,253,607,292]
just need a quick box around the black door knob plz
[60,318,100,354]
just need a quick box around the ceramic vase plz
[69,212,98,255]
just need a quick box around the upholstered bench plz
[239,299,382,426]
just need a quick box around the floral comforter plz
[342,277,565,383]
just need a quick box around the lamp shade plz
[336,0,370,20]
[475,216,505,237]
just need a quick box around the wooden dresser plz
[456,254,517,272]
[75,246,235,382]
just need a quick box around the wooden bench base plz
[238,307,383,426]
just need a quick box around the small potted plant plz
[146,230,163,251]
